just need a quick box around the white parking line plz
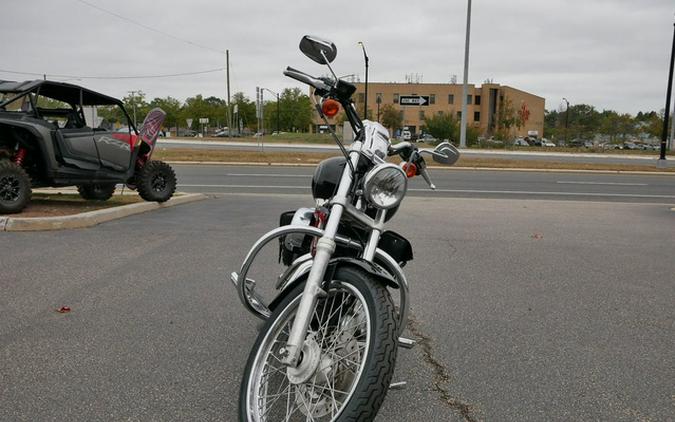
[177,184,675,199]
[557,181,648,186]
[225,173,311,178]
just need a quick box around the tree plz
[277,88,312,132]
[380,104,402,133]
[231,92,256,131]
[149,96,182,131]
[422,112,457,141]
[496,97,518,142]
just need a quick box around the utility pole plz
[358,41,369,119]
[226,49,231,138]
[127,90,138,128]
[562,97,570,146]
[669,93,675,150]
[459,0,472,148]
[262,88,280,134]
[658,20,675,166]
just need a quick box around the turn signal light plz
[321,99,340,117]
[401,162,417,178]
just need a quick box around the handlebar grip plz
[283,67,330,91]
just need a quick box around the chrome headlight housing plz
[363,163,407,209]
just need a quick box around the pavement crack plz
[406,312,481,422]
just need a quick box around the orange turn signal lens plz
[321,99,340,117]
[401,162,417,178]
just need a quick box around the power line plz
[0,67,226,80]
[73,0,226,55]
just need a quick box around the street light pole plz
[358,41,369,119]
[262,88,280,134]
[658,20,675,165]
[459,0,472,148]
[562,97,570,146]
[376,94,382,122]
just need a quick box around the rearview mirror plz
[432,141,460,165]
[299,35,337,64]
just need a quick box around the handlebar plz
[283,66,331,92]
[389,142,436,190]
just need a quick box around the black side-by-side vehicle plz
[0,80,176,214]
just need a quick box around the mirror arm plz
[321,50,339,86]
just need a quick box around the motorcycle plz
[231,35,460,421]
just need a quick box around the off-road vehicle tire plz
[0,160,31,214]
[77,183,116,201]
[135,160,176,203]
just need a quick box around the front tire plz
[135,160,176,203]
[0,160,31,214]
[239,267,398,421]
[77,183,116,201]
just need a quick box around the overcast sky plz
[1,0,673,114]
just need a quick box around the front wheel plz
[135,160,176,203]
[239,267,398,421]
[0,160,31,214]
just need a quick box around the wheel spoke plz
[247,282,375,421]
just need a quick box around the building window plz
[393,93,399,104]
[475,95,481,105]
[399,110,404,120]
[474,111,480,122]
[437,111,443,116]
[448,94,454,104]
[419,110,425,121]
[357,93,364,103]
[467,94,472,105]
[456,111,462,119]
[429,94,435,105]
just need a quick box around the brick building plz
[312,81,545,139]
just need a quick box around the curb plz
[165,161,675,176]
[1,193,207,232]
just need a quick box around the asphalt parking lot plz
[1,193,674,421]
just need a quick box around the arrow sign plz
[399,95,429,106]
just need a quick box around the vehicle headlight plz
[363,163,407,209]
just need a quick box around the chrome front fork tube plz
[281,144,362,367]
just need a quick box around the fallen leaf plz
[531,233,543,239]
[56,306,71,313]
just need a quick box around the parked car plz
[514,138,530,146]
[623,142,639,150]
[417,133,437,143]
[584,140,594,148]
[602,143,622,150]
[178,129,198,137]
[0,79,176,214]
[541,138,556,147]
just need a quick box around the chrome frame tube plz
[231,225,361,319]
[274,248,410,337]
[281,142,363,366]
[362,209,387,262]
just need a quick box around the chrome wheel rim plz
[246,282,371,421]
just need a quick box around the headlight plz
[363,163,407,209]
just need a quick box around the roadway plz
[158,138,675,167]
[2,193,673,421]
[173,163,675,204]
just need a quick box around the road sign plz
[186,118,193,128]
[399,95,429,106]
[199,118,209,124]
